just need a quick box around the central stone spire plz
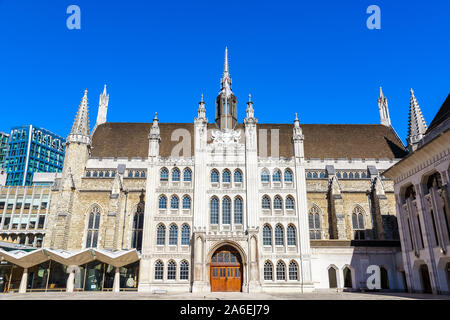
[215,47,237,130]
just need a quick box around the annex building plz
[1,49,411,294]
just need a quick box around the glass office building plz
[4,125,65,186]
[0,132,9,170]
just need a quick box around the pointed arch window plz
[276,261,286,280]
[263,225,272,246]
[274,196,283,210]
[352,206,365,240]
[222,197,231,224]
[183,168,192,182]
[131,201,144,251]
[160,168,169,182]
[289,261,298,280]
[262,196,271,209]
[309,206,321,239]
[210,197,219,224]
[275,225,284,246]
[181,224,190,245]
[211,170,219,183]
[261,170,270,183]
[284,169,293,183]
[86,206,101,248]
[287,225,296,246]
[234,170,242,183]
[273,170,281,182]
[156,225,166,245]
[168,261,176,280]
[222,170,231,183]
[286,196,295,210]
[264,261,273,280]
[159,195,167,209]
[182,195,191,209]
[172,168,180,182]
[180,261,189,280]
[169,225,178,245]
[234,197,243,224]
[154,261,164,280]
[170,195,179,209]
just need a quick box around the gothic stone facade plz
[384,93,450,294]
[40,52,409,293]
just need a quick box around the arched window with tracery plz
[222,170,231,183]
[170,195,179,209]
[156,224,166,245]
[287,225,296,246]
[264,261,273,280]
[309,206,321,239]
[234,197,243,224]
[183,168,192,182]
[275,225,284,246]
[210,197,219,224]
[276,261,286,280]
[211,169,219,183]
[262,196,271,209]
[159,195,167,209]
[168,261,176,280]
[285,196,295,210]
[289,261,298,280]
[181,224,190,245]
[274,196,283,210]
[172,168,180,182]
[160,168,169,182]
[261,169,270,183]
[169,224,178,245]
[182,195,191,209]
[263,225,272,246]
[352,206,365,240]
[131,200,144,251]
[284,169,293,183]
[273,170,281,182]
[222,197,231,224]
[154,261,164,280]
[86,206,101,248]
[180,261,189,280]
[234,170,242,183]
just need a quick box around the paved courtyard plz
[1,291,450,300]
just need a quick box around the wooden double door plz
[210,247,242,292]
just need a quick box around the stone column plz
[292,117,313,290]
[19,268,28,293]
[192,232,207,292]
[113,267,121,293]
[248,230,261,292]
[66,267,76,292]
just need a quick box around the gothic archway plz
[210,245,243,292]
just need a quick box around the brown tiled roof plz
[91,122,407,160]
[426,94,450,134]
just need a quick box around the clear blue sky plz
[0,0,449,144]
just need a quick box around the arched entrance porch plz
[209,244,244,292]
